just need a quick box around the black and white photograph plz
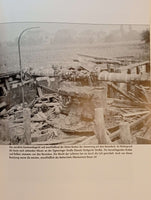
[0,22,150,145]
[0,0,151,200]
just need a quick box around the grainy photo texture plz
[0,23,150,145]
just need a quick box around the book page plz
[0,1,150,200]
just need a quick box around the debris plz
[78,135,98,145]
[23,108,31,145]
[122,111,150,118]
[119,122,132,144]
[5,79,10,90]
[94,108,111,144]
[99,71,150,83]
[0,53,150,145]
[0,101,7,109]
[37,87,43,97]
[0,109,7,117]
[0,119,9,141]
[32,136,87,145]
[136,136,151,144]
[34,102,59,108]
[110,113,151,141]
[32,132,51,142]
[107,82,135,102]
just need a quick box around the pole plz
[17,27,40,107]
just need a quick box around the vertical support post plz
[4,119,9,140]
[127,69,131,91]
[136,66,140,74]
[0,119,9,141]
[146,63,150,73]
[23,108,31,145]
[94,108,111,144]
[119,122,132,144]
[18,35,25,107]
[17,27,40,108]
[92,86,107,110]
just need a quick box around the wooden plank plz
[0,101,7,109]
[127,91,142,103]
[5,79,10,90]
[121,61,149,72]
[136,136,151,144]
[140,85,150,103]
[39,84,57,94]
[32,136,87,145]
[143,127,151,139]
[78,135,98,145]
[23,108,31,145]
[94,108,111,144]
[0,119,9,140]
[1,86,7,96]
[78,53,114,60]
[112,99,149,107]
[119,122,132,144]
[78,53,121,64]
[108,125,119,133]
[0,109,7,116]
[61,128,94,135]
[110,113,151,141]
[122,111,150,117]
[99,71,149,83]
[130,113,151,130]
[14,118,46,123]
[107,82,134,102]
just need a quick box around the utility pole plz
[18,26,40,107]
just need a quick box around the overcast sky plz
[0,23,149,43]
[0,0,150,24]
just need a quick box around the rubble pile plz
[0,54,151,144]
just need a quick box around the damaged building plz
[0,52,150,145]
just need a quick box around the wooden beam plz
[5,79,10,90]
[121,61,149,72]
[119,122,132,144]
[39,84,57,94]
[94,108,111,144]
[136,136,151,144]
[99,71,150,83]
[107,82,134,102]
[32,136,87,145]
[0,101,7,109]
[122,111,150,118]
[23,108,31,145]
[78,53,121,64]
[78,135,98,145]
[110,113,151,141]
[140,85,150,103]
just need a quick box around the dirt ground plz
[0,41,149,73]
